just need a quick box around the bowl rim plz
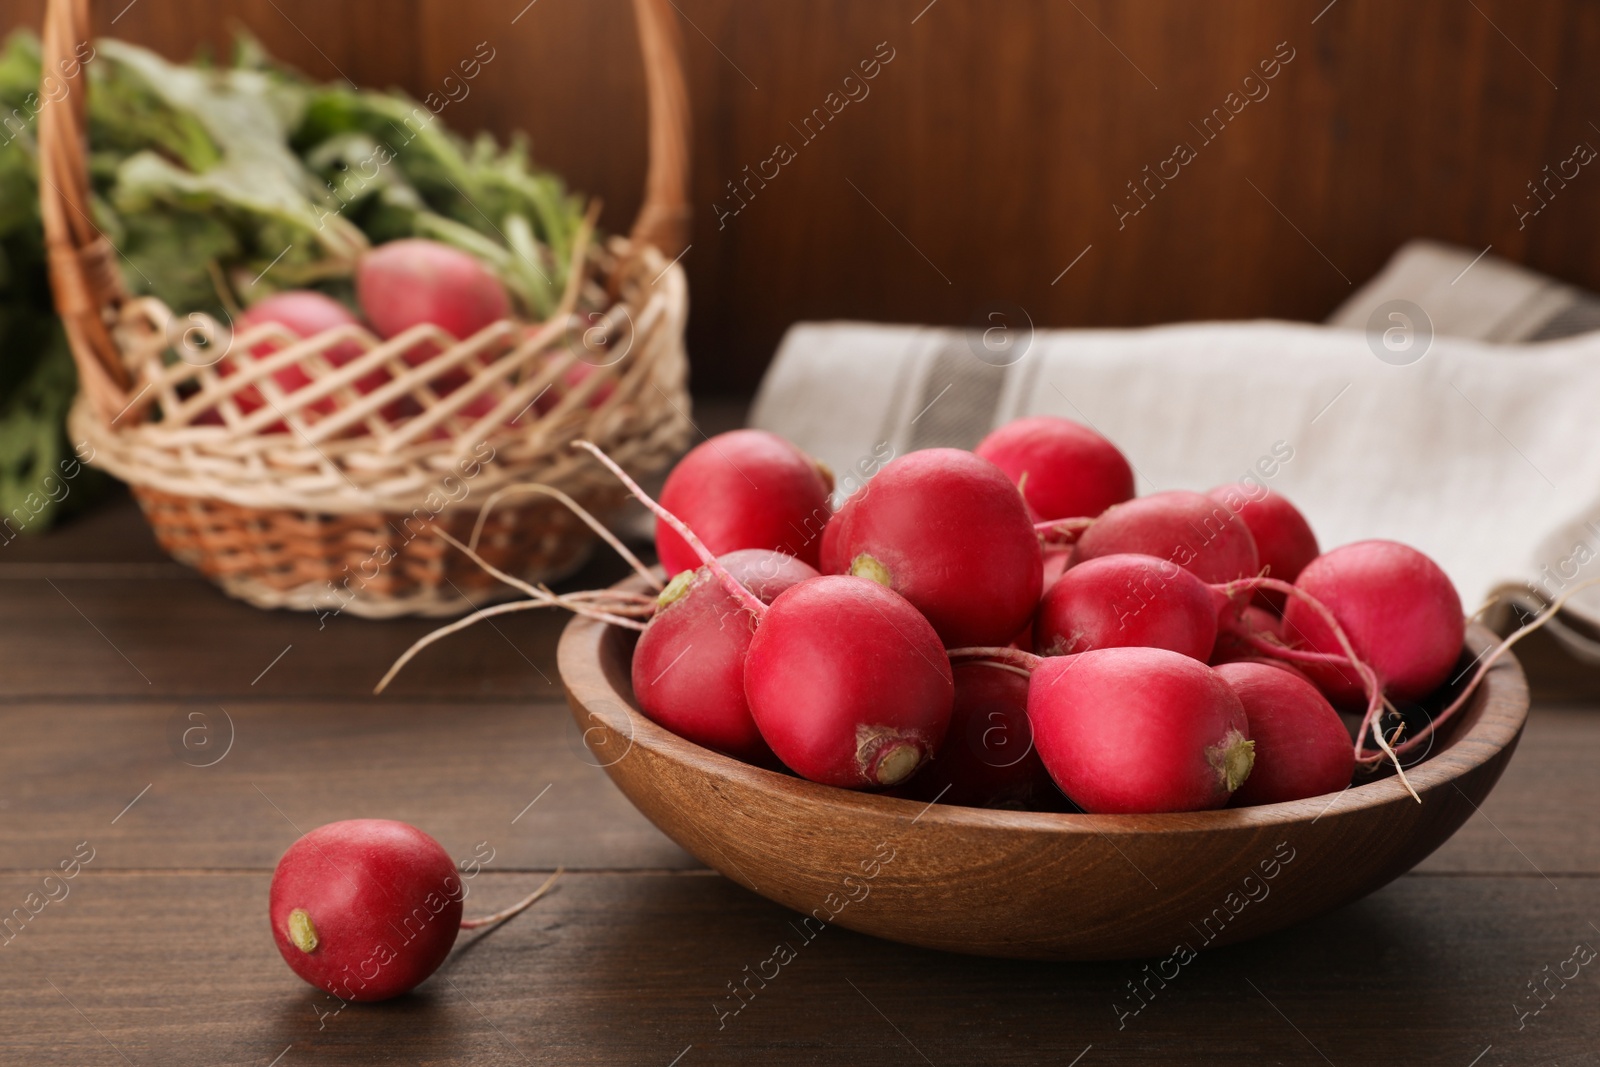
[558,576,1529,835]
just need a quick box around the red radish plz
[745,575,953,787]
[269,819,463,1002]
[1207,483,1319,608]
[222,291,370,420]
[1209,603,1284,665]
[357,239,511,361]
[1281,540,1464,708]
[910,662,1055,809]
[632,549,817,761]
[831,448,1042,647]
[1033,553,1218,662]
[1075,489,1260,585]
[975,415,1135,521]
[534,357,617,415]
[655,430,833,577]
[269,820,559,1003]
[1216,661,1354,806]
[576,441,952,789]
[818,490,857,575]
[1026,646,1254,814]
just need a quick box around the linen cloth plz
[748,241,1600,640]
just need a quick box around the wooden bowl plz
[558,581,1528,960]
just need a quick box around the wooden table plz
[5,446,1600,1065]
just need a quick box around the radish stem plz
[468,481,661,591]
[946,646,1043,673]
[574,440,768,620]
[1358,576,1600,766]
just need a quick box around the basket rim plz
[39,0,692,425]
[70,254,691,515]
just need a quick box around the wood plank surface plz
[3,2,1599,392]
[2,870,1596,1065]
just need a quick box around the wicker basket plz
[38,0,694,617]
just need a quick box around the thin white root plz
[573,440,769,619]
[373,595,647,694]
[1370,719,1420,802]
[1360,575,1600,766]
[459,868,564,931]
[467,481,660,591]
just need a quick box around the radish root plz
[1353,576,1600,767]
[459,867,563,931]
[574,440,768,619]
[469,481,660,591]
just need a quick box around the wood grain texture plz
[3,869,1599,1065]
[561,594,1529,958]
[4,1,1596,393]
[1,442,1600,1059]
[0,700,696,872]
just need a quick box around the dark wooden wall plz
[6,1,1597,394]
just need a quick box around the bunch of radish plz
[553,411,1517,817]
[205,238,606,431]
[381,413,1544,816]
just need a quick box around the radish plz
[632,549,817,762]
[830,448,1042,647]
[1033,553,1218,662]
[222,291,371,422]
[1207,483,1319,608]
[269,820,557,1002]
[975,415,1135,521]
[655,430,833,577]
[1074,490,1260,585]
[909,662,1055,809]
[818,490,857,575]
[1280,540,1464,708]
[1025,646,1254,814]
[1216,661,1354,806]
[357,238,511,362]
[576,441,952,789]
[1209,603,1284,665]
[745,575,953,787]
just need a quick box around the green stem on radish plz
[573,440,769,620]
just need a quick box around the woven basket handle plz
[38,0,692,418]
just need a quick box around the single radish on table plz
[1025,646,1254,814]
[828,448,1042,648]
[1216,661,1355,806]
[655,430,833,577]
[632,549,818,762]
[1033,553,1219,662]
[1280,539,1464,708]
[576,441,952,789]
[975,415,1135,521]
[269,819,556,1002]
[1207,483,1319,609]
[1074,490,1260,585]
[909,662,1056,809]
